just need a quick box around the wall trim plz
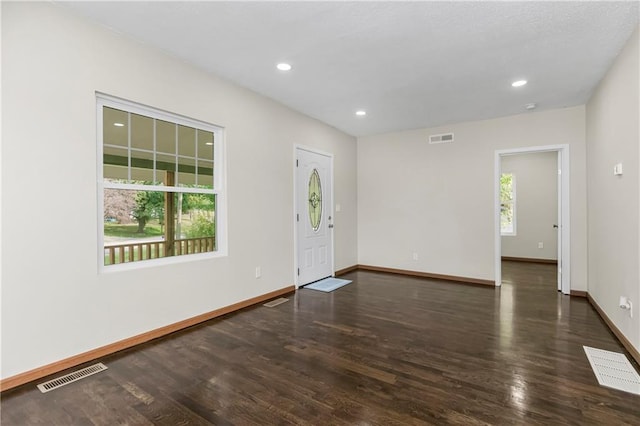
[501,256,558,265]
[570,290,588,298]
[0,285,295,392]
[357,264,495,286]
[335,265,358,276]
[587,294,640,366]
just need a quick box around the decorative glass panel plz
[308,169,322,231]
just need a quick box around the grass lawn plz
[104,222,163,238]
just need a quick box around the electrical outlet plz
[255,267,261,278]
[538,242,544,249]
[619,296,633,318]
[412,252,418,261]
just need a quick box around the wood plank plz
[357,264,495,286]
[501,256,557,264]
[2,263,639,424]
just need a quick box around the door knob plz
[553,224,559,229]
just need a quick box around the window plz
[500,173,516,235]
[98,95,225,269]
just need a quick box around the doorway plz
[494,145,570,294]
[295,146,334,287]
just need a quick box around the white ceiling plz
[59,1,639,137]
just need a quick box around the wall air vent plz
[429,133,454,144]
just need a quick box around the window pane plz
[156,119,175,154]
[104,189,166,266]
[131,113,154,151]
[176,194,216,254]
[198,129,214,161]
[104,146,128,180]
[500,173,515,234]
[131,150,154,183]
[178,125,196,157]
[197,160,214,188]
[177,156,197,186]
[103,107,128,148]
[156,154,176,184]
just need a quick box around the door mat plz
[304,277,352,293]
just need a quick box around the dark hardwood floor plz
[2,261,639,425]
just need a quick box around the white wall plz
[0,2,357,379]
[357,106,587,286]
[501,152,558,260]
[586,27,639,352]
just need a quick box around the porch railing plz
[104,237,215,265]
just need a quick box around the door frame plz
[293,145,335,288]
[494,144,570,294]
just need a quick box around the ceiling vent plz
[429,133,454,144]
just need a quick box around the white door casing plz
[295,147,334,286]
[556,151,563,292]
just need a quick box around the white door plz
[296,147,334,286]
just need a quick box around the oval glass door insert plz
[308,169,322,231]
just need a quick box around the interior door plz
[296,147,333,286]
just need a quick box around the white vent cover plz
[37,363,108,393]
[263,297,289,308]
[429,133,454,144]
[583,346,640,395]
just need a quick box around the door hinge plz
[297,213,299,222]
[297,268,300,276]
[296,159,299,167]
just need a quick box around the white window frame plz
[500,173,516,236]
[96,93,227,272]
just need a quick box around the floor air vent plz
[37,363,108,393]
[583,346,640,395]
[429,133,454,144]
[263,297,289,308]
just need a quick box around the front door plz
[296,147,333,286]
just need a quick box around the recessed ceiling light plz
[276,63,292,71]
[113,122,124,127]
[525,103,537,110]
[355,110,366,116]
[512,80,527,87]
[205,142,213,146]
